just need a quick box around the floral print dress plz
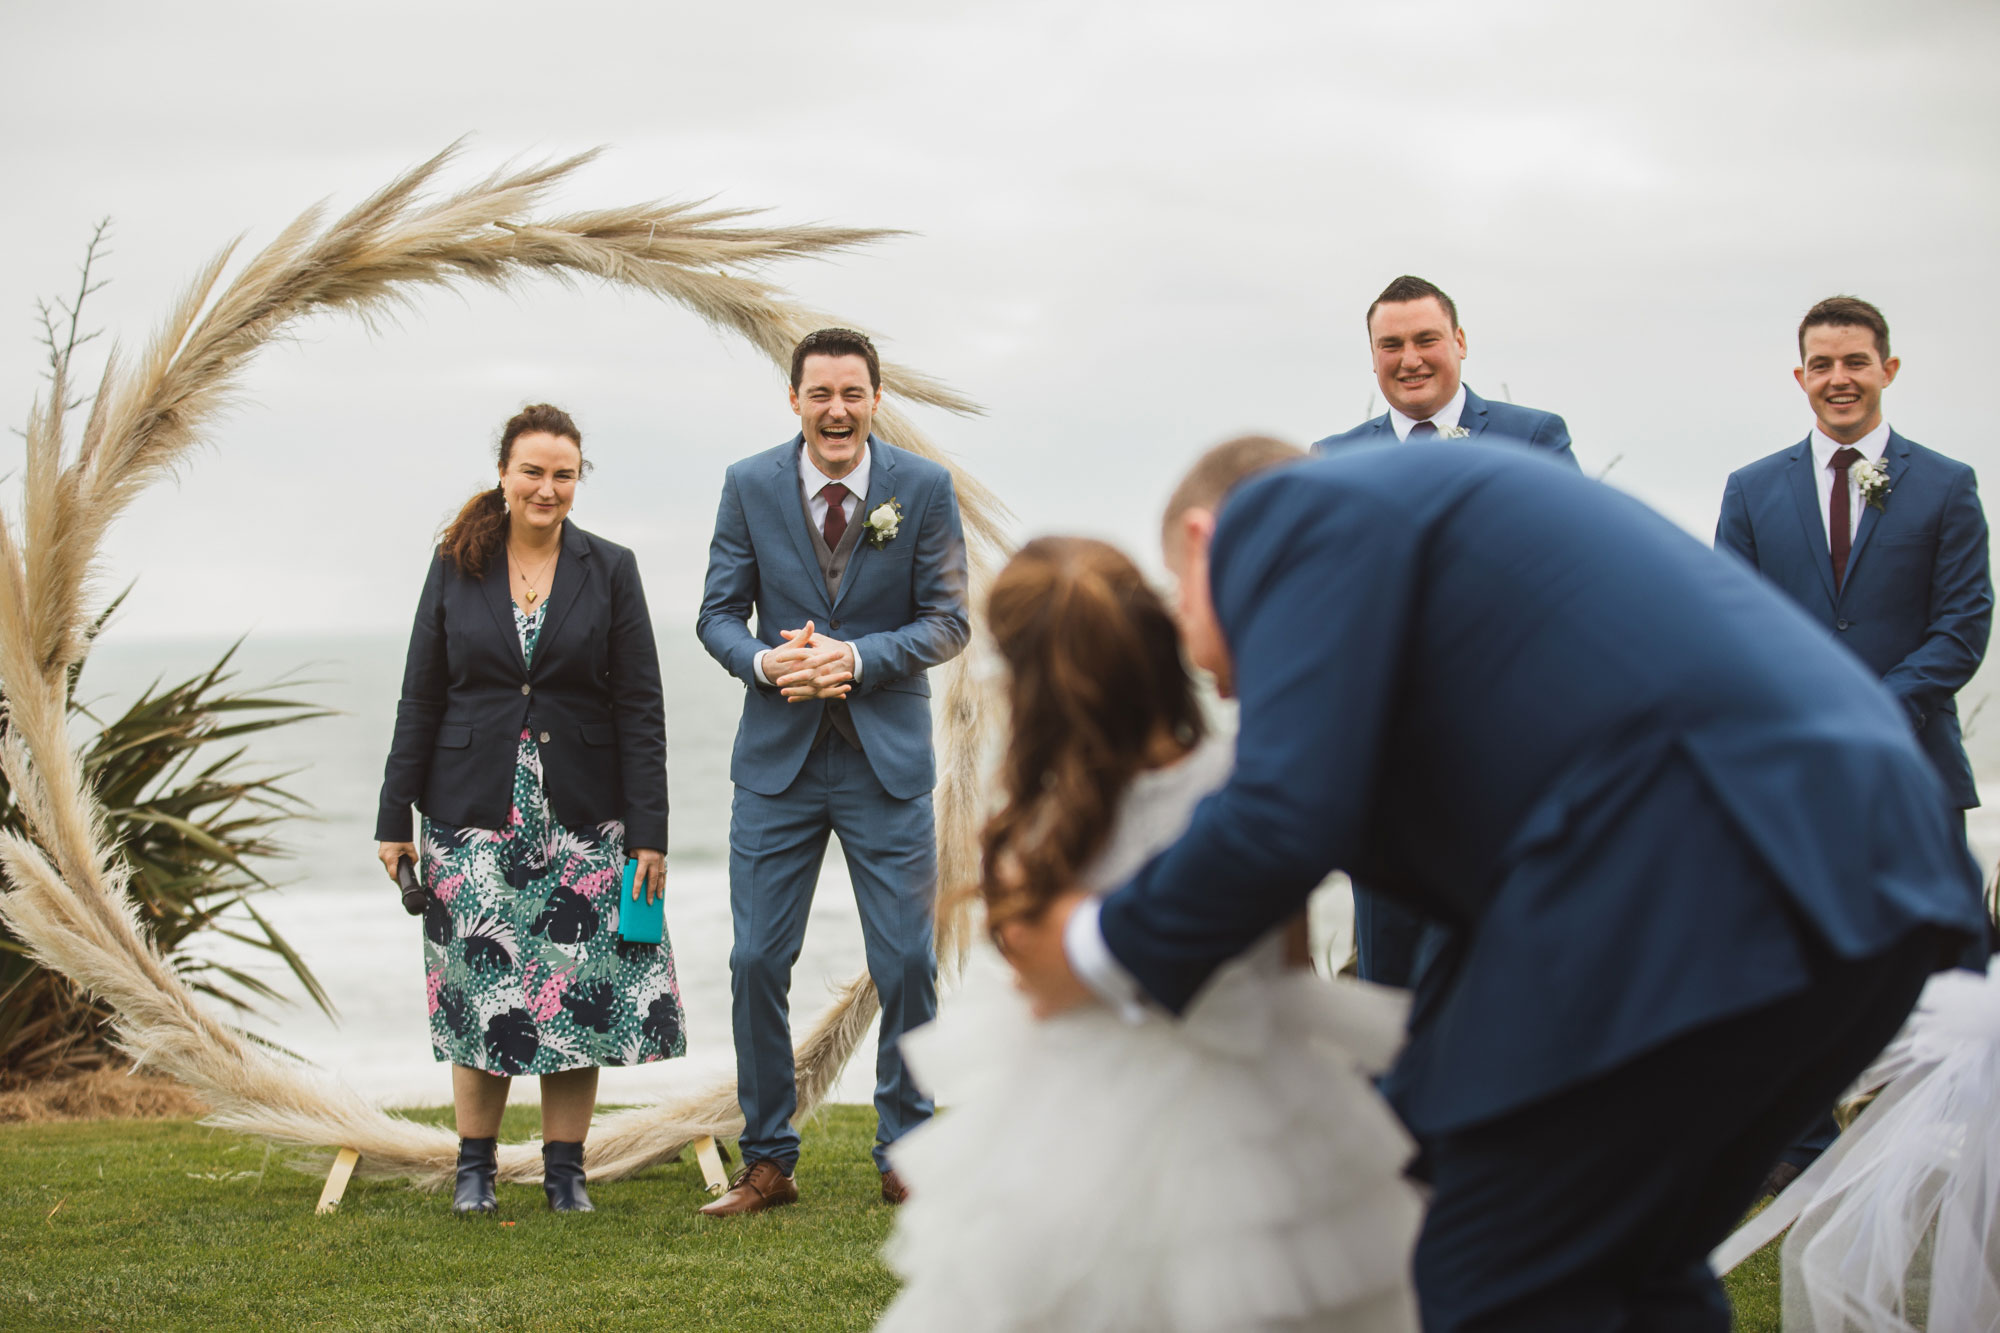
[419,601,685,1075]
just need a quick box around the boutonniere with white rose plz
[1850,457,1892,512]
[862,497,904,548]
[1437,424,1471,440]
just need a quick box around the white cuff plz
[848,642,863,684]
[752,649,773,687]
[1064,897,1151,1025]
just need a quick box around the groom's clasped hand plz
[764,619,855,701]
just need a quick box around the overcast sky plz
[3,0,1996,651]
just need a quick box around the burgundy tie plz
[1408,421,1438,440]
[820,482,849,549]
[1829,447,1862,592]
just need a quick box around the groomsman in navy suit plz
[1002,436,1987,1330]
[1314,275,1578,989]
[1716,295,1992,1188]
[697,328,970,1215]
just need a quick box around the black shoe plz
[1757,1160,1803,1202]
[453,1136,498,1216]
[542,1140,594,1213]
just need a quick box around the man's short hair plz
[790,327,881,391]
[1798,296,1891,363]
[1161,435,1308,556]
[1366,275,1459,331]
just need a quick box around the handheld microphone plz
[396,855,428,916]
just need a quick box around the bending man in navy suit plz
[1002,437,1987,1330]
[1314,274,1577,990]
[697,328,970,1215]
[1716,294,1992,1187]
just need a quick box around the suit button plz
[539,731,551,744]
[520,683,531,695]
[830,620,842,630]
[1836,619,1850,630]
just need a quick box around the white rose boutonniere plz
[862,498,903,548]
[1437,424,1471,440]
[1850,456,1892,512]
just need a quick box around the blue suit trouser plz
[1412,926,1947,1332]
[728,735,938,1173]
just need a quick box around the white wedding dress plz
[877,739,1424,1332]
[1714,957,2000,1332]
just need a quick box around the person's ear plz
[789,383,803,417]
[1881,356,1901,388]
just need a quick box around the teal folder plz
[616,859,663,944]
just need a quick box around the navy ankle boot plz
[452,1136,498,1216]
[542,1140,594,1213]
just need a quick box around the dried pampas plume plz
[0,145,1004,1185]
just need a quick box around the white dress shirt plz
[753,442,869,687]
[1810,421,1891,552]
[1387,382,1467,442]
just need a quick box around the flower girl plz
[877,537,1423,1333]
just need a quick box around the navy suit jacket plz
[1716,431,1991,809]
[697,435,970,800]
[377,521,668,849]
[1097,446,1985,1136]
[1312,386,1578,470]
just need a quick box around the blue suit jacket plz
[1097,446,1985,1136]
[1716,432,1991,809]
[1312,386,1578,470]
[697,435,970,800]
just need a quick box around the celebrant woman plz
[375,403,684,1216]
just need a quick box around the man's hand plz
[994,890,1098,1019]
[771,621,855,701]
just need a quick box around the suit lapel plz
[775,437,834,617]
[834,438,894,610]
[1783,440,1837,602]
[1838,432,1913,599]
[534,522,592,669]
[1460,388,1491,439]
[481,540,519,663]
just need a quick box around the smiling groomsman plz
[697,328,970,1215]
[1717,294,1992,1190]
[1315,275,1578,990]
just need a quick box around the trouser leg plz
[828,740,938,1172]
[1413,927,1946,1333]
[727,772,831,1172]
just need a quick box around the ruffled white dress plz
[877,739,1424,1333]
[1715,957,2000,1332]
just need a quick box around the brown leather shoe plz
[879,1168,909,1205]
[698,1160,798,1217]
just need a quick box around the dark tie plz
[1829,447,1862,592]
[1408,421,1438,441]
[820,482,849,549]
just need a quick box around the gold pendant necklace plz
[510,542,557,608]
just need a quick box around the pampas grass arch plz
[0,147,1002,1186]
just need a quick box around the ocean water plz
[69,631,2000,1111]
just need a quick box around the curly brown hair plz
[439,404,583,576]
[978,537,1206,935]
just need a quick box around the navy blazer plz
[376,521,668,850]
[1312,386,1579,470]
[1097,446,1985,1136]
[696,435,970,800]
[1716,431,1991,809]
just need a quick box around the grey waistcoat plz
[799,473,866,752]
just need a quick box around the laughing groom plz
[697,328,970,1216]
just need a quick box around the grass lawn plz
[2,1106,1785,1331]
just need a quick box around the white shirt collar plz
[1387,382,1468,442]
[799,435,871,500]
[1810,420,1891,471]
